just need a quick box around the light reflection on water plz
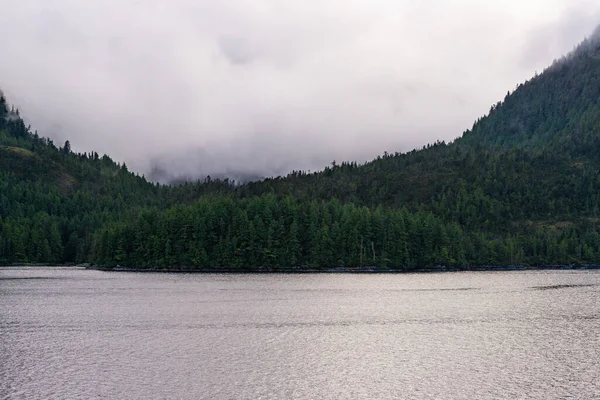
[1,268,599,399]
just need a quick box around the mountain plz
[238,33,600,220]
[1,31,600,269]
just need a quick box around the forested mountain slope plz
[0,95,166,263]
[1,31,600,269]
[235,33,600,225]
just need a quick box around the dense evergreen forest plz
[1,32,600,270]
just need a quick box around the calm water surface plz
[1,267,599,399]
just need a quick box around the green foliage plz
[88,195,600,270]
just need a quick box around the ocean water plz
[1,267,599,399]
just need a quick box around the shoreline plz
[3,264,600,273]
[83,264,600,273]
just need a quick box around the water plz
[1,267,599,399]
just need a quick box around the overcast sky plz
[1,1,599,182]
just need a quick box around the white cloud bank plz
[0,0,599,181]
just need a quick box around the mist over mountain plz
[2,21,600,269]
[1,1,600,181]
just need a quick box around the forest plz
[1,33,600,270]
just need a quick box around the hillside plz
[1,31,600,269]
[236,33,600,222]
[0,96,166,263]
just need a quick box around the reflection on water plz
[1,268,599,399]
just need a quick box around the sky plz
[1,1,599,182]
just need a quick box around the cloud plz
[0,0,598,182]
[519,3,600,68]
